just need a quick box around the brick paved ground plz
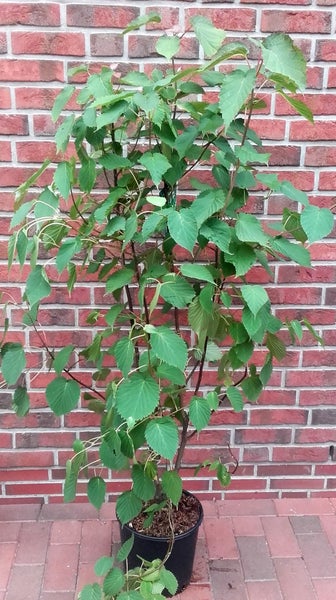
[0,498,336,600]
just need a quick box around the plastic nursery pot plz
[119,491,204,596]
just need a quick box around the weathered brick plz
[0,3,60,26]
[0,59,64,82]
[67,5,139,28]
[261,10,332,33]
[11,32,85,56]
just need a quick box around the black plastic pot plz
[119,491,203,595]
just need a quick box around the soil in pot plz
[119,491,203,595]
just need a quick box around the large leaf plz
[53,345,74,375]
[131,464,155,502]
[180,264,215,284]
[161,471,182,506]
[262,33,307,90]
[46,376,80,416]
[117,534,134,562]
[167,209,198,253]
[55,114,75,153]
[139,152,171,187]
[189,396,211,432]
[200,218,232,254]
[106,268,134,294]
[1,342,26,385]
[116,490,143,525]
[24,265,51,307]
[190,16,226,57]
[103,568,125,597]
[219,68,256,130]
[94,556,114,577]
[235,213,269,245]
[87,476,106,510]
[12,386,30,417]
[78,583,102,600]
[144,325,188,371]
[270,236,311,267]
[189,189,226,227]
[116,372,159,421]
[145,417,179,460]
[54,161,73,199]
[156,35,180,59]
[160,274,195,308]
[56,238,82,273]
[241,285,269,316]
[52,84,75,122]
[300,205,334,243]
[122,12,161,34]
[226,386,244,412]
[113,337,135,378]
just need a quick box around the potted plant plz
[1,13,334,598]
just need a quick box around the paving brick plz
[0,522,21,542]
[262,516,301,557]
[232,516,263,536]
[100,503,117,520]
[177,583,213,599]
[43,544,79,591]
[203,518,238,559]
[76,561,98,594]
[40,503,97,521]
[190,537,209,583]
[236,536,275,581]
[40,594,74,600]
[218,499,276,517]
[313,579,336,600]
[6,564,44,600]
[80,520,113,562]
[0,503,41,522]
[274,498,334,516]
[50,520,82,544]
[209,559,248,600]
[274,557,316,600]
[246,580,283,600]
[15,521,51,564]
[320,515,336,552]
[201,500,218,517]
[297,532,336,577]
[0,543,17,590]
[289,515,322,534]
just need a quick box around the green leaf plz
[260,357,273,386]
[10,200,33,229]
[52,84,75,122]
[132,464,155,502]
[78,583,102,600]
[161,471,182,506]
[123,12,161,34]
[189,396,211,432]
[53,345,74,375]
[216,462,231,487]
[24,266,51,307]
[156,35,180,59]
[144,325,188,371]
[1,342,26,385]
[94,556,114,577]
[14,159,51,210]
[12,386,30,416]
[190,15,226,57]
[117,534,134,562]
[266,332,287,361]
[116,372,160,421]
[278,91,313,123]
[99,154,131,170]
[139,152,171,187]
[88,476,106,510]
[300,205,334,243]
[156,363,185,386]
[189,189,226,227]
[79,157,96,193]
[103,568,125,597]
[270,237,311,267]
[56,238,82,273]
[145,417,179,460]
[160,568,178,596]
[96,100,129,129]
[113,337,134,378]
[236,213,269,245]
[55,114,75,153]
[167,209,198,253]
[118,592,143,600]
[219,68,256,130]
[200,218,232,254]
[226,386,244,412]
[262,33,307,90]
[116,490,143,525]
[241,285,269,316]
[180,264,215,284]
[106,268,134,294]
[241,374,263,402]
[54,161,73,199]
[46,376,80,416]
[34,187,59,220]
[160,274,195,308]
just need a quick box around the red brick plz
[316,39,336,61]
[235,428,292,444]
[0,59,64,82]
[232,516,263,536]
[313,580,336,600]
[286,369,336,387]
[270,478,325,490]
[250,408,308,426]
[15,87,61,110]
[176,584,212,600]
[0,3,60,26]
[290,120,336,141]
[295,427,336,443]
[250,118,286,140]
[261,10,332,33]
[12,32,85,56]
[273,446,329,463]
[6,565,44,600]
[0,543,17,589]
[0,115,28,135]
[278,265,336,284]
[204,518,238,559]
[328,67,336,87]
[299,389,336,406]
[0,469,49,482]
[44,544,79,591]
[246,581,283,600]
[145,7,180,30]
[50,520,82,544]
[15,521,51,564]
[0,141,11,162]
[186,8,256,31]
[297,532,336,577]
[0,451,54,468]
[0,87,11,108]
[274,557,316,600]
[0,32,7,54]
[67,5,139,28]
[80,520,113,562]
[319,170,336,190]
[90,33,124,56]
[306,145,336,166]
[6,483,63,496]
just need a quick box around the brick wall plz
[1,0,336,504]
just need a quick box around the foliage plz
[0,14,333,529]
